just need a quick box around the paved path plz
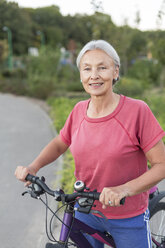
[0,93,62,248]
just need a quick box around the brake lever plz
[22,184,43,199]
[22,190,31,196]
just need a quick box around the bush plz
[144,92,165,140]
[26,47,83,98]
[0,77,27,95]
[26,46,60,99]
[127,59,162,86]
[56,64,83,92]
[48,97,81,132]
[114,77,145,97]
[27,75,56,99]
[2,68,26,78]
[0,46,84,98]
[0,68,27,95]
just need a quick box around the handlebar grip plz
[25,174,33,181]
[25,174,38,183]
[93,192,100,200]
[25,174,55,196]
[93,192,125,205]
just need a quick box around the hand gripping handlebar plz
[25,174,125,205]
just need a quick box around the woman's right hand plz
[15,166,36,186]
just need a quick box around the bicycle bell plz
[74,181,86,192]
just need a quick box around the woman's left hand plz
[99,185,129,209]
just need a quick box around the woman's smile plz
[89,82,104,88]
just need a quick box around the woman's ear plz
[113,66,120,85]
[114,66,119,77]
[113,66,119,79]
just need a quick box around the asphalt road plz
[0,93,62,248]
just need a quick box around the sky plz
[7,0,165,31]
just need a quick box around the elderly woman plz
[15,40,165,248]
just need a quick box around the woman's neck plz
[87,92,120,118]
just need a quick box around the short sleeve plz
[60,111,73,146]
[137,102,165,153]
[59,100,87,147]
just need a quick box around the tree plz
[29,6,64,47]
[115,25,133,75]
[0,0,33,54]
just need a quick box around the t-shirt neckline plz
[84,95,125,123]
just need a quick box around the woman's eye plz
[99,66,106,70]
[84,68,90,71]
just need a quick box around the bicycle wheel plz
[150,202,165,248]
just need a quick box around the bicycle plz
[22,174,165,248]
[149,186,165,247]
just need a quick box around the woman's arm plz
[125,139,165,196]
[100,139,165,208]
[15,135,69,184]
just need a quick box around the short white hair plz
[76,40,120,70]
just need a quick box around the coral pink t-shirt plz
[60,95,165,219]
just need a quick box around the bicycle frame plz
[23,175,165,248]
[58,204,116,248]
[149,188,165,248]
[50,187,165,248]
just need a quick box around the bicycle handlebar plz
[25,174,55,196]
[25,174,125,205]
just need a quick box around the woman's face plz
[79,49,119,97]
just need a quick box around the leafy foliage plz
[0,68,27,95]
[26,46,60,99]
[0,0,165,98]
[61,151,76,193]
[0,0,165,66]
[114,77,146,97]
[47,97,83,132]
[0,1,33,54]
[127,60,162,86]
[144,91,165,137]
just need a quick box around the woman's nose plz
[90,69,99,80]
